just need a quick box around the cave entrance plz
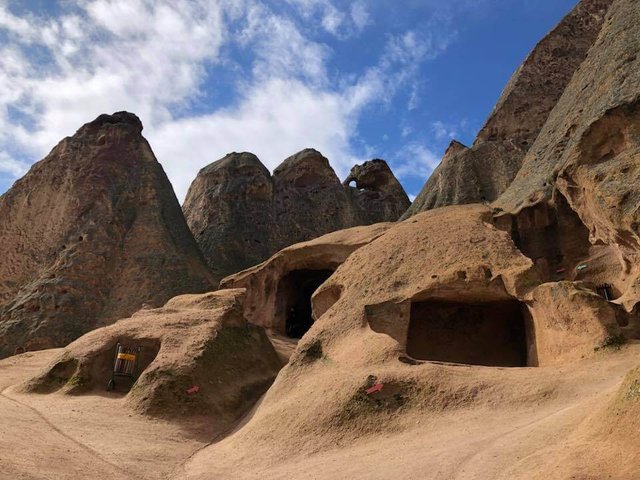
[406,300,527,367]
[278,269,334,339]
[97,339,161,394]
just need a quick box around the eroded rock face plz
[344,159,411,225]
[23,289,281,421]
[404,0,614,217]
[0,112,217,358]
[183,149,409,278]
[182,152,274,278]
[182,205,627,476]
[495,0,640,311]
[221,223,393,336]
[272,149,355,249]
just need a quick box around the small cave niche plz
[498,196,592,281]
[406,300,528,367]
[276,269,335,339]
[596,283,616,301]
[94,338,161,394]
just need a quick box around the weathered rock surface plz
[495,0,640,311]
[0,112,217,358]
[181,152,275,279]
[24,289,281,421]
[403,0,613,217]
[221,222,393,336]
[182,204,630,478]
[271,149,356,250]
[344,159,411,225]
[183,149,409,277]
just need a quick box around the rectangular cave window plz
[278,269,335,339]
[406,300,527,367]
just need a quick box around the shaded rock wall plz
[0,112,217,358]
[403,0,613,217]
[183,149,409,278]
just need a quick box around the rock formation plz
[180,152,275,280]
[23,289,281,421]
[221,223,393,339]
[494,0,640,312]
[403,0,614,217]
[183,149,409,277]
[12,2,640,476]
[270,149,357,250]
[344,159,411,224]
[177,204,631,478]
[0,112,217,358]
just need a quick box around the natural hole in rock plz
[277,269,334,339]
[406,300,528,367]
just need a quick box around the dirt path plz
[0,351,215,480]
[1,347,638,479]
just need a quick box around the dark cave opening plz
[277,269,335,339]
[97,339,161,394]
[406,300,528,367]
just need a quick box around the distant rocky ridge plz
[0,112,217,358]
[403,0,614,218]
[183,149,410,278]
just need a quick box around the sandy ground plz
[0,346,638,479]
[0,350,216,480]
[182,344,640,480]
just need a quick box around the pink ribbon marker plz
[366,383,383,395]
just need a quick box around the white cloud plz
[432,120,457,140]
[285,0,371,39]
[0,152,28,177]
[392,143,441,181]
[151,78,358,197]
[0,0,458,200]
[239,3,330,85]
[350,2,371,31]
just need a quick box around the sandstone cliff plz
[403,0,613,217]
[0,112,217,358]
[493,0,640,314]
[183,149,409,277]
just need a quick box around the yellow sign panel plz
[117,353,136,361]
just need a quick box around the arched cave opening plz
[277,269,335,339]
[406,300,528,367]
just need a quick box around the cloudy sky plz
[0,0,578,202]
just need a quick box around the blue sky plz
[0,0,578,201]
